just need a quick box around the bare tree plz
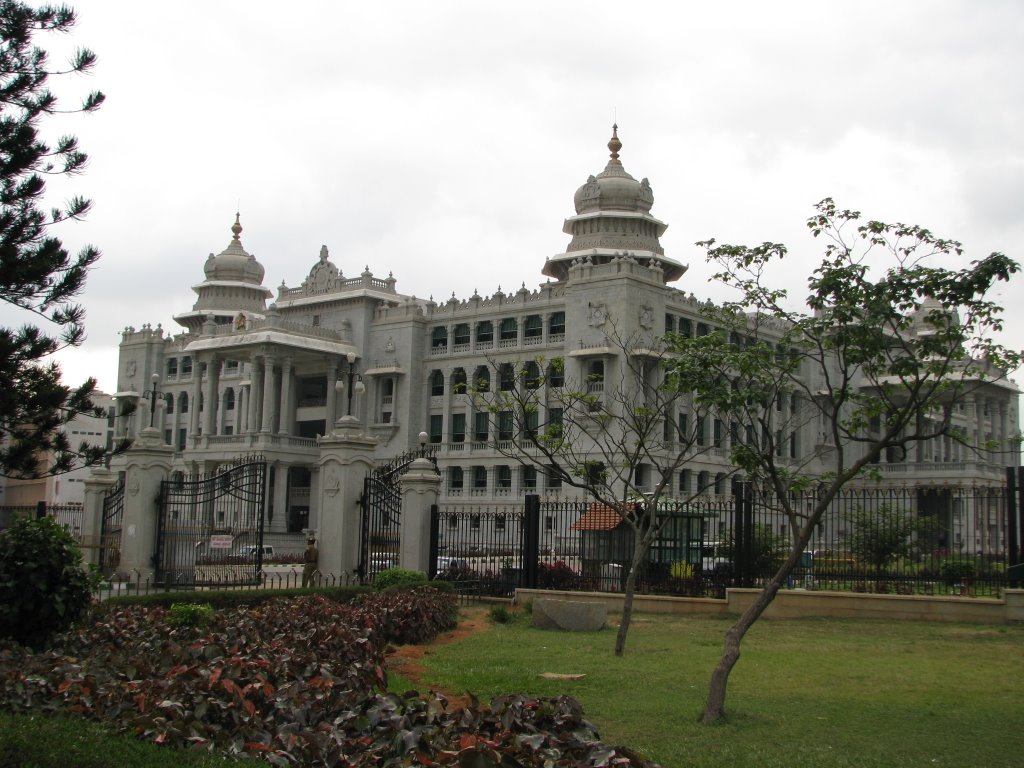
[472,328,740,656]
[666,198,1022,723]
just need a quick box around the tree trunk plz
[613,538,647,656]
[700,578,781,723]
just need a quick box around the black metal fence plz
[432,481,1024,599]
[0,502,85,541]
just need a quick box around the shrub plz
[166,602,213,628]
[537,560,579,589]
[670,561,694,579]
[106,584,369,608]
[939,559,976,585]
[0,516,94,649]
[374,568,428,591]
[488,605,514,624]
[351,586,458,644]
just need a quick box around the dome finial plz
[608,123,621,162]
[231,212,242,242]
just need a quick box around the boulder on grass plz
[532,598,607,631]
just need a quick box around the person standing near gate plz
[302,534,319,588]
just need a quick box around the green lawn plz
[412,609,1024,768]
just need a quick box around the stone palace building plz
[109,127,1020,554]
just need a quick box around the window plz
[524,409,539,440]
[499,318,518,341]
[586,461,605,485]
[449,466,463,489]
[714,473,726,495]
[587,360,604,384]
[696,323,709,337]
[680,469,691,494]
[225,388,235,411]
[476,321,493,343]
[179,392,189,413]
[714,419,723,447]
[546,407,563,439]
[546,466,562,489]
[522,465,537,489]
[471,514,481,529]
[452,367,467,394]
[473,411,489,442]
[679,318,692,337]
[499,363,515,391]
[177,428,187,450]
[523,361,540,389]
[524,315,542,338]
[664,313,675,333]
[678,412,689,440]
[451,413,466,443]
[472,466,487,489]
[498,411,514,441]
[453,323,470,345]
[165,393,174,414]
[495,513,506,530]
[429,369,444,396]
[497,465,512,488]
[181,356,193,375]
[166,358,178,376]
[429,414,443,444]
[473,365,490,392]
[549,312,565,336]
[547,358,565,388]
[225,359,238,372]
[545,515,555,531]
[431,326,448,349]
[698,471,710,493]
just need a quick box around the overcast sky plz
[13,0,1023,396]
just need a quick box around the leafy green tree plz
[474,331,736,656]
[717,523,787,579]
[1,2,106,478]
[0,515,94,648]
[847,504,931,580]
[666,198,1021,723]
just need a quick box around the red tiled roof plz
[571,503,625,532]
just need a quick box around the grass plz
[413,608,1024,768]
[0,713,237,767]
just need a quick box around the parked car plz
[436,556,469,572]
[240,545,274,558]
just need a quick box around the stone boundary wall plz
[514,588,1024,625]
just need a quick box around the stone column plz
[316,416,377,582]
[279,357,293,435]
[117,428,174,582]
[261,355,276,434]
[399,457,441,573]
[203,356,219,441]
[81,468,118,566]
[325,366,338,427]
[248,355,261,434]
[238,384,248,434]
[189,365,203,442]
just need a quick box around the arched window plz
[224,388,235,411]
[431,326,448,349]
[499,318,518,341]
[474,365,490,392]
[476,321,493,344]
[523,361,540,390]
[166,358,178,376]
[451,367,467,394]
[165,393,174,414]
[453,323,470,346]
[449,466,464,490]
[548,311,565,336]
[178,392,189,413]
[497,465,512,488]
[429,370,444,396]
[524,315,542,339]
[547,358,565,388]
[499,363,515,392]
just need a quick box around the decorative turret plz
[173,214,273,333]
[544,125,686,283]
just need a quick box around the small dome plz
[910,296,960,336]
[203,214,266,284]
[572,125,655,214]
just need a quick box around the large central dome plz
[543,125,686,283]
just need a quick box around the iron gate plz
[99,475,125,577]
[359,448,436,581]
[156,457,267,587]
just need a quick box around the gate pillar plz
[119,428,174,581]
[82,468,118,566]
[399,457,441,574]
[317,416,377,581]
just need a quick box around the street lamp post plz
[334,352,365,418]
[142,373,163,429]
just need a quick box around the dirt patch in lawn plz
[385,606,491,711]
